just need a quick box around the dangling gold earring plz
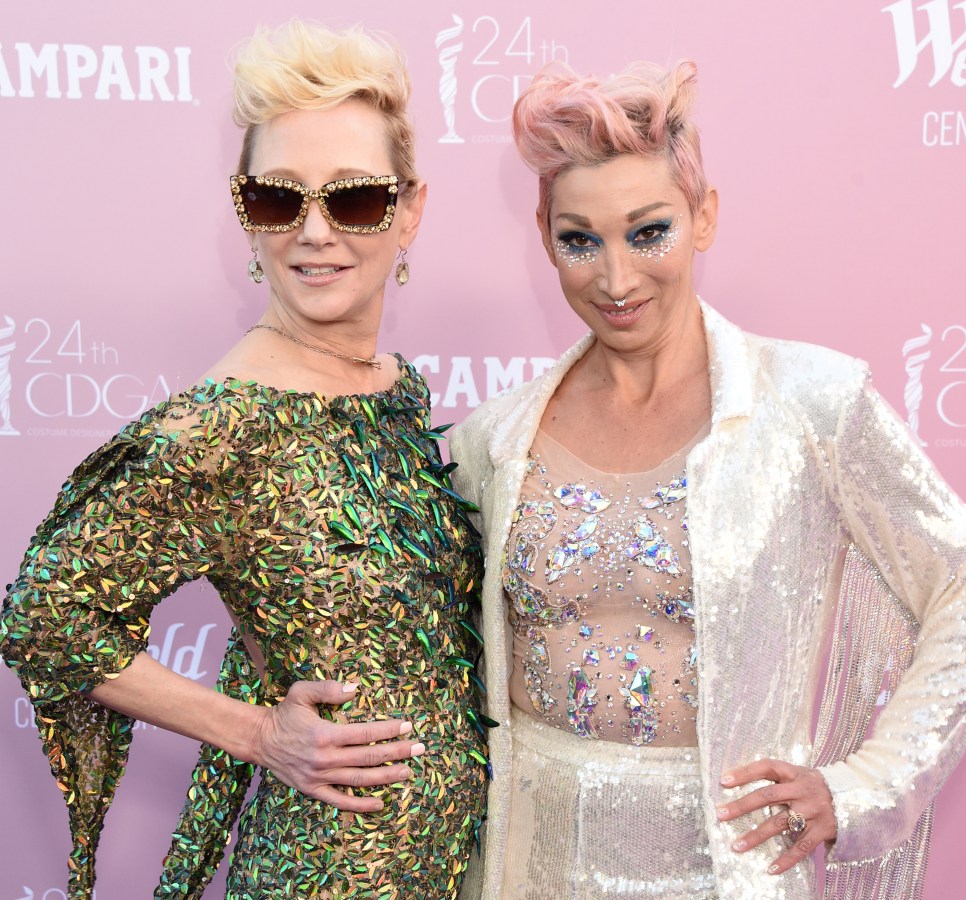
[394,248,410,286]
[248,242,264,284]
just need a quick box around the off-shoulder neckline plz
[183,353,416,405]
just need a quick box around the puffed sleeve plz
[819,371,966,862]
[0,395,228,898]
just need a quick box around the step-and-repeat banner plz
[1,1,963,897]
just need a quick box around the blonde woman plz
[1,22,487,899]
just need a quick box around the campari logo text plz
[0,41,192,101]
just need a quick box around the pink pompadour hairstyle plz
[512,60,707,225]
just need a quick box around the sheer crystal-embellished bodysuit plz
[505,429,705,747]
[501,427,717,899]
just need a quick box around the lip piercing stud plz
[614,297,627,308]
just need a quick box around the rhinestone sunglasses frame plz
[230,174,401,234]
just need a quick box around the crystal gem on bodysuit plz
[626,516,681,575]
[547,513,603,582]
[531,637,549,669]
[525,667,556,713]
[547,545,576,582]
[511,536,538,576]
[621,651,639,671]
[505,568,581,626]
[643,477,688,509]
[675,649,700,709]
[626,704,658,746]
[554,483,612,513]
[567,667,599,739]
[524,628,556,713]
[571,515,598,541]
[504,569,548,620]
[625,667,652,709]
[621,666,658,745]
[679,689,699,709]
[583,648,600,666]
[657,588,695,623]
[513,499,557,530]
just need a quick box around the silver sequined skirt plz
[502,708,717,899]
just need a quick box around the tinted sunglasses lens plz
[326,184,392,226]
[241,183,303,226]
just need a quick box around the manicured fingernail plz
[768,864,780,875]
[732,839,747,852]
[399,721,413,736]
[720,774,735,786]
[342,682,359,693]
[716,805,729,819]
[410,742,426,757]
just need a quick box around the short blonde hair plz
[232,21,418,195]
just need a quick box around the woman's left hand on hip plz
[715,759,837,875]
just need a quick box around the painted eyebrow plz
[626,201,672,222]
[555,201,672,228]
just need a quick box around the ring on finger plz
[786,810,807,835]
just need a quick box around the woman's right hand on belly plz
[249,680,424,812]
[88,655,419,812]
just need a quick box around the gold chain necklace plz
[246,324,382,369]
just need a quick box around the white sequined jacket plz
[450,301,966,899]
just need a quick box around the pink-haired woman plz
[451,61,966,899]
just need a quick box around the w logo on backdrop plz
[884,0,966,86]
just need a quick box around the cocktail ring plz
[787,811,807,835]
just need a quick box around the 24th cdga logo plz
[902,322,966,444]
[434,14,570,143]
[0,315,174,437]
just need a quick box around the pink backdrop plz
[1,1,964,897]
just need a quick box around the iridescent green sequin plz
[1,357,488,899]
